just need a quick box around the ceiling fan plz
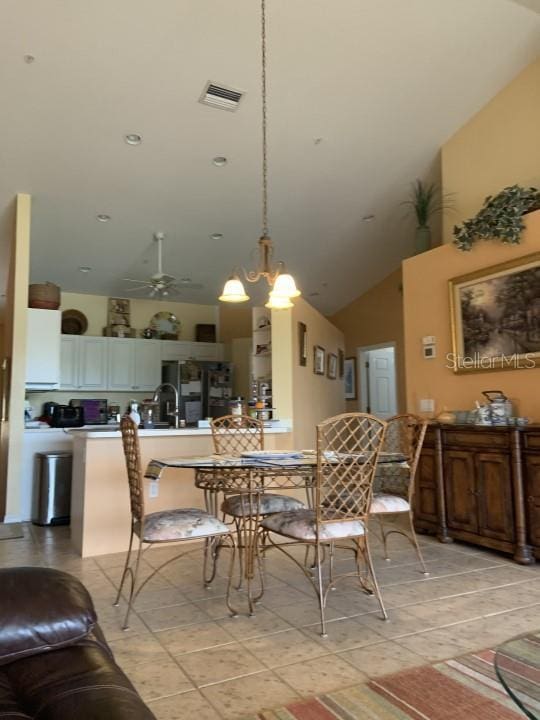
[123,232,203,297]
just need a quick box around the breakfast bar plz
[69,424,292,557]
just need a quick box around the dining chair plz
[261,412,388,637]
[207,415,306,606]
[370,414,429,574]
[210,415,305,518]
[114,416,236,629]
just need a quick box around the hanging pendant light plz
[219,274,250,303]
[218,0,300,307]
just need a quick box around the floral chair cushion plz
[370,493,410,514]
[136,508,229,542]
[222,493,305,517]
[261,509,365,541]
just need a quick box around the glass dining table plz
[145,450,407,611]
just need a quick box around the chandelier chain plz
[261,0,268,237]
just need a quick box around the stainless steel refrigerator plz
[160,361,233,425]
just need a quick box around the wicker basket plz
[28,282,61,309]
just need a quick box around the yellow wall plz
[331,268,405,413]
[273,298,346,449]
[61,292,218,341]
[219,305,252,343]
[442,57,540,243]
[5,195,31,521]
[403,210,540,421]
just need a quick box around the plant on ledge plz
[401,179,452,254]
[453,184,540,252]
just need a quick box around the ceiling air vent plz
[199,82,244,112]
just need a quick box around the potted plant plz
[453,184,540,251]
[402,180,451,254]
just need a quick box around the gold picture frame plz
[314,345,325,375]
[327,352,337,380]
[449,251,540,374]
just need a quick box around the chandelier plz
[218,0,300,310]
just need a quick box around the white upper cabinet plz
[26,309,61,389]
[57,336,222,391]
[60,336,108,390]
[133,340,161,390]
[59,336,79,390]
[107,338,134,391]
[161,341,224,362]
[160,341,193,362]
[190,342,224,361]
[108,338,161,391]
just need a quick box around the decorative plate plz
[150,311,179,340]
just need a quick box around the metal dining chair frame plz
[114,416,237,629]
[371,413,429,574]
[261,413,389,637]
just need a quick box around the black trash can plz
[32,452,72,526]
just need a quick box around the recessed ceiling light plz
[96,214,111,222]
[78,266,92,273]
[212,156,227,166]
[362,214,375,222]
[124,133,142,145]
[23,54,35,64]
[210,232,223,240]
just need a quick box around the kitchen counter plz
[68,421,291,438]
[70,422,293,557]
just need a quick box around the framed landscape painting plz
[449,252,540,373]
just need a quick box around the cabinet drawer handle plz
[527,495,536,504]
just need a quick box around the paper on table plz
[185,401,202,423]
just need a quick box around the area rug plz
[246,644,539,719]
[0,522,24,541]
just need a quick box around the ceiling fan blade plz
[124,285,152,292]
[175,282,203,290]
[123,277,149,284]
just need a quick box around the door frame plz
[357,342,397,414]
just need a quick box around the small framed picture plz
[338,349,344,378]
[327,353,337,379]
[313,345,325,375]
[344,357,357,399]
[298,322,307,366]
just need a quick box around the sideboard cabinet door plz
[415,448,438,526]
[525,454,540,550]
[475,452,514,543]
[444,450,478,535]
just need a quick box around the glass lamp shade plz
[265,292,293,309]
[219,277,249,303]
[272,273,301,298]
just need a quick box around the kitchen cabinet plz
[415,424,534,564]
[108,338,161,391]
[26,309,61,389]
[161,341,224,362]
[60,337,107,390]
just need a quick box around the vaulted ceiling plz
[1,0,539,317]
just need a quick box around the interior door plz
[362,347,397,419]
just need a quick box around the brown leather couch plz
[0,567,156,719]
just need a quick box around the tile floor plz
[1,522,539,719]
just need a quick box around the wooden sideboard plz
[415,424,540,565]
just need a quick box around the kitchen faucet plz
[152,383,181,429]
